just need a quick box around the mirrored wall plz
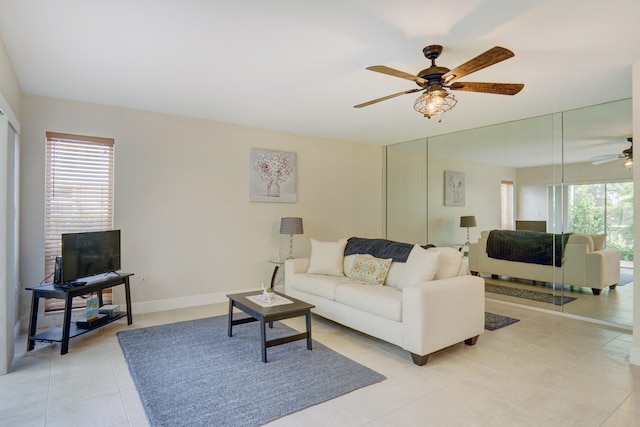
[385,99,633,326]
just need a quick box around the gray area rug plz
[485,312,520,331]
[117,315,386,427]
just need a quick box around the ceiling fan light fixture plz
[414,85,457,122]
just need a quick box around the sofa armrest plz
[284,258,310,292]
[401,275,485,356]
[585,249,620,287]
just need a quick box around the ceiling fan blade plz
[354,88,423,108]
[366,65,427,86]
[442,46,515,83]
[449,81,524,95]
[590,154,623,165]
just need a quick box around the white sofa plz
[284,238,485,365]
[469,230,621,295]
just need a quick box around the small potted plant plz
[263,287,276,301]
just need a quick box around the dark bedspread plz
[344,237,434,263]
[486,230,571,267]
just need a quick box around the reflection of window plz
[566,182,633,261]
[44,132,115,311]
[501,180,514,230]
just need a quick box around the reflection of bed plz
[469,230,621,295]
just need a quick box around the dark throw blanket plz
[344,237,434,263]
[486,230,571,267]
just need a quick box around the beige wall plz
[19,95,383,322]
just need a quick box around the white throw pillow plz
[397,245,441,289]
[306,238,348,276]
[427,246,462,279]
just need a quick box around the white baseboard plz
[130,287,258,315]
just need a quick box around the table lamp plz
[460,215,477,247]
[280,217,303,259]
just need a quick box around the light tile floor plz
[2,299,639,427]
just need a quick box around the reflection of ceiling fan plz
[590,137,633,167]
[354,45,524,121]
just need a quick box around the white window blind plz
[501,180,514,230]
[44,132,114,307]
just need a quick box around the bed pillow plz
[346,254,392,285]
[397,245,441,289]
[307,238,348,276]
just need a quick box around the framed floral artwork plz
[444,170,465,206]
[249,148,297,203]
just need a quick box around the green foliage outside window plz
[567,182,633,261]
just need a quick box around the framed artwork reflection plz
[444,170,465,206]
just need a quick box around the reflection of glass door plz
[566,182,633,263]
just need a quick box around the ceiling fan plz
[354,45,524,121]
[590,137,633,167]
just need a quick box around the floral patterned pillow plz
[346,255,392,285]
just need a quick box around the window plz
[44,132,115,311]
[501,180,514,230]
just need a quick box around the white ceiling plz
[0,0,638,151]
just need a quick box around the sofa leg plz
[591,288,601,295]
[464,335,479,346]
[410,352,430,366]
[610,284,617,290]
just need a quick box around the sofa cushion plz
[289,273,358,300]
[569,233,594,252]
[427,246,462,279]
[346,254,392,285]
[592,234,607,251]
[384,261,405,288]
[307,238,348,276]
[397,245,441,289]
[334,283,402,321]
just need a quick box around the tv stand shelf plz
[32,312,128,343]
[26,273,133,355]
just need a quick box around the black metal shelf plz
[30,312,128,343]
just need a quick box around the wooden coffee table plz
[226,290,315,362]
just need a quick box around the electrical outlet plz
[140,274,146,282]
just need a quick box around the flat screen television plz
[61,230,121,283]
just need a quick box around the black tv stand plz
[53,281,87,289]
[27,273,133,355]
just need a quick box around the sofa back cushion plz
[397,245,441,289]
[568,233,594,252]
[591,234,607,251]
[427,246,463,279]
[307,238,348,276]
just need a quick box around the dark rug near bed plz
[485,283,577,305]
[485,312,520,331]
[117,315,386,427]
